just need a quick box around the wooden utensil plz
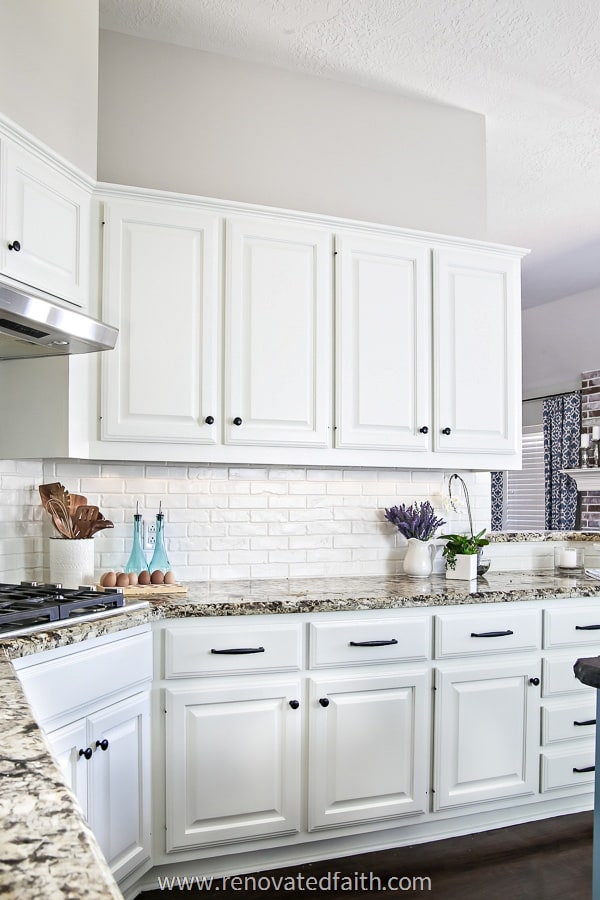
[72,505,101,539]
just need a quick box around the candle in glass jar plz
[559,549,578,568]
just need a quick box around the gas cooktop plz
[0,582,149,638]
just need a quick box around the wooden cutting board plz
[96,583,188,597]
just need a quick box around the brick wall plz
[580,369,600,529]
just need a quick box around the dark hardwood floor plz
[139,811,593,898]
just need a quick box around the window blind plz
[504,425,545,530]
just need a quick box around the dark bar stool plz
[574,656,600,900]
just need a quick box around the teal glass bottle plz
[149,503,171,574]
[125,505,149,574]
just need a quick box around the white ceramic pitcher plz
[403,538,436,578]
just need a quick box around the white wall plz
[522,286,600,399]
[98,31,487,238]
[0,0,99,176]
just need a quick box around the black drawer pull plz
[574,719,597,727]
[78,747,92,760]
[349,639,398,647]
[211,647,265,655]
[575,625,600,630]
[470,630,514,638]
[573,765,595,773]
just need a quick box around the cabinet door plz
[224,217,331,446]
[165,679,302,850]
[433,660,539,811]
[1,141,91,306]
[335,234,431,450]
[46,719,90,819]
[308,669,429,830]
[101,200,220,443]
[433,247,521,456]
[87,692,151,883]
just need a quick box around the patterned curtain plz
[490,471,504,530]
[543,392,581,530]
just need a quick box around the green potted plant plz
[442,529,489,580]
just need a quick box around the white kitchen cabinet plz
[15,628,152,884]
[101,199,220,443]
[307,669,429,830]
[334,233,431,451]
[0,135,92,307]
[433,247,522,456]
[433,659,540,810]
[47,692,151,883]
[224,216,332,447]
[164,678,302,850]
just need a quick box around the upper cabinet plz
[101,200,220,444]
[335,233,431,452]
[224,217,332,448]
[433,247,521,457]
[0,131,92,308]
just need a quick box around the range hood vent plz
[0,282,118,360]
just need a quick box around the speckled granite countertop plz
[489,531,600,542]
[4,569,600,897]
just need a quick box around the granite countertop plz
[488,531,600,542]
[4,568,600,897]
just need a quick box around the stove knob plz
[95,739,109,751]
[79,747,93,760]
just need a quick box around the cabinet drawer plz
[163,622,303,677]
[308,616,430,668]
[435,609,541,659]
[541,700,597,745]
[542,653,598,697]
[544,605,600,648]
[541,745,596,792]
[16,631,152,727]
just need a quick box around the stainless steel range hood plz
[0,281,118,360]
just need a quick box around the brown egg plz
[116,572,129,587]
[164,570,176,584]
[100,571,116,588]
[128,571,139,586]
[138,570,151,585]
[150,569,165,584]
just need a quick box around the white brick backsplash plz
[0,461,498,583]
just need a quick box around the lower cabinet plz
[48,692,151,882]
[15,628,152,884]
[164,678,303,851]
[433,659,540,810]
[307,669,430,830]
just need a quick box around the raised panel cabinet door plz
[224,217,332,446]
[101,200,220,443]
[86,692,151,883]
[307,669,430,830]
[335,234,431,450]
[433,247,522,456]
[433,659,540,811]
[46,719,90,819]
[2,141,91,306]
[164,679,302,851]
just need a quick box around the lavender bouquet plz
[384,501,446,541]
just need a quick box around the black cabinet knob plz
[233,417,243,426]
[319,697,330,708]
[8,240,21,252]
[79,747,93,760]
[95,738,109,751]
[419,426,429,434]
[441,427,452,435]
[529,677,540,687]
[288,699,300,709]
[204,415,215,425]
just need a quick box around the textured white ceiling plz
[99,0,600,308]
